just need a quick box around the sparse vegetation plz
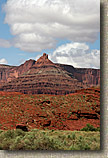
[0,88,100,131]
[0,129,100,150]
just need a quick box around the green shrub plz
[3,130,14,139]
[71,132,76,140]
[80,124,100,132]
[14,129,25,137]
[67,134,71,139]
[0,130,3,134]
[96,127,100,131]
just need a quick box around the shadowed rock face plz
[0,53,100,95]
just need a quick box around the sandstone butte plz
[0,53,100,95]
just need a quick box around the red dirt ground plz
[0,87,100,131]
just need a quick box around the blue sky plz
[0,0,100,68]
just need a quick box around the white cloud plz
[0,58,8,64]
[12,34,56,52]
[0,39,11,48]
[3,0,100,52]
[49,42,100,68]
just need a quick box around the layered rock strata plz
[0,53,100,95]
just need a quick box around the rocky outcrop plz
[0,53,100,95]
[16,124,28,132]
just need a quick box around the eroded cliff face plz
[0,59,36,85]
[0,65,14,85]
[57,64,100,86]
[0,53,100,94]
[74,68,100,86]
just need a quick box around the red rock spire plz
[43,53,48,59]
[34,53,53,66]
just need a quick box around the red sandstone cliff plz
[0,53,100,94]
